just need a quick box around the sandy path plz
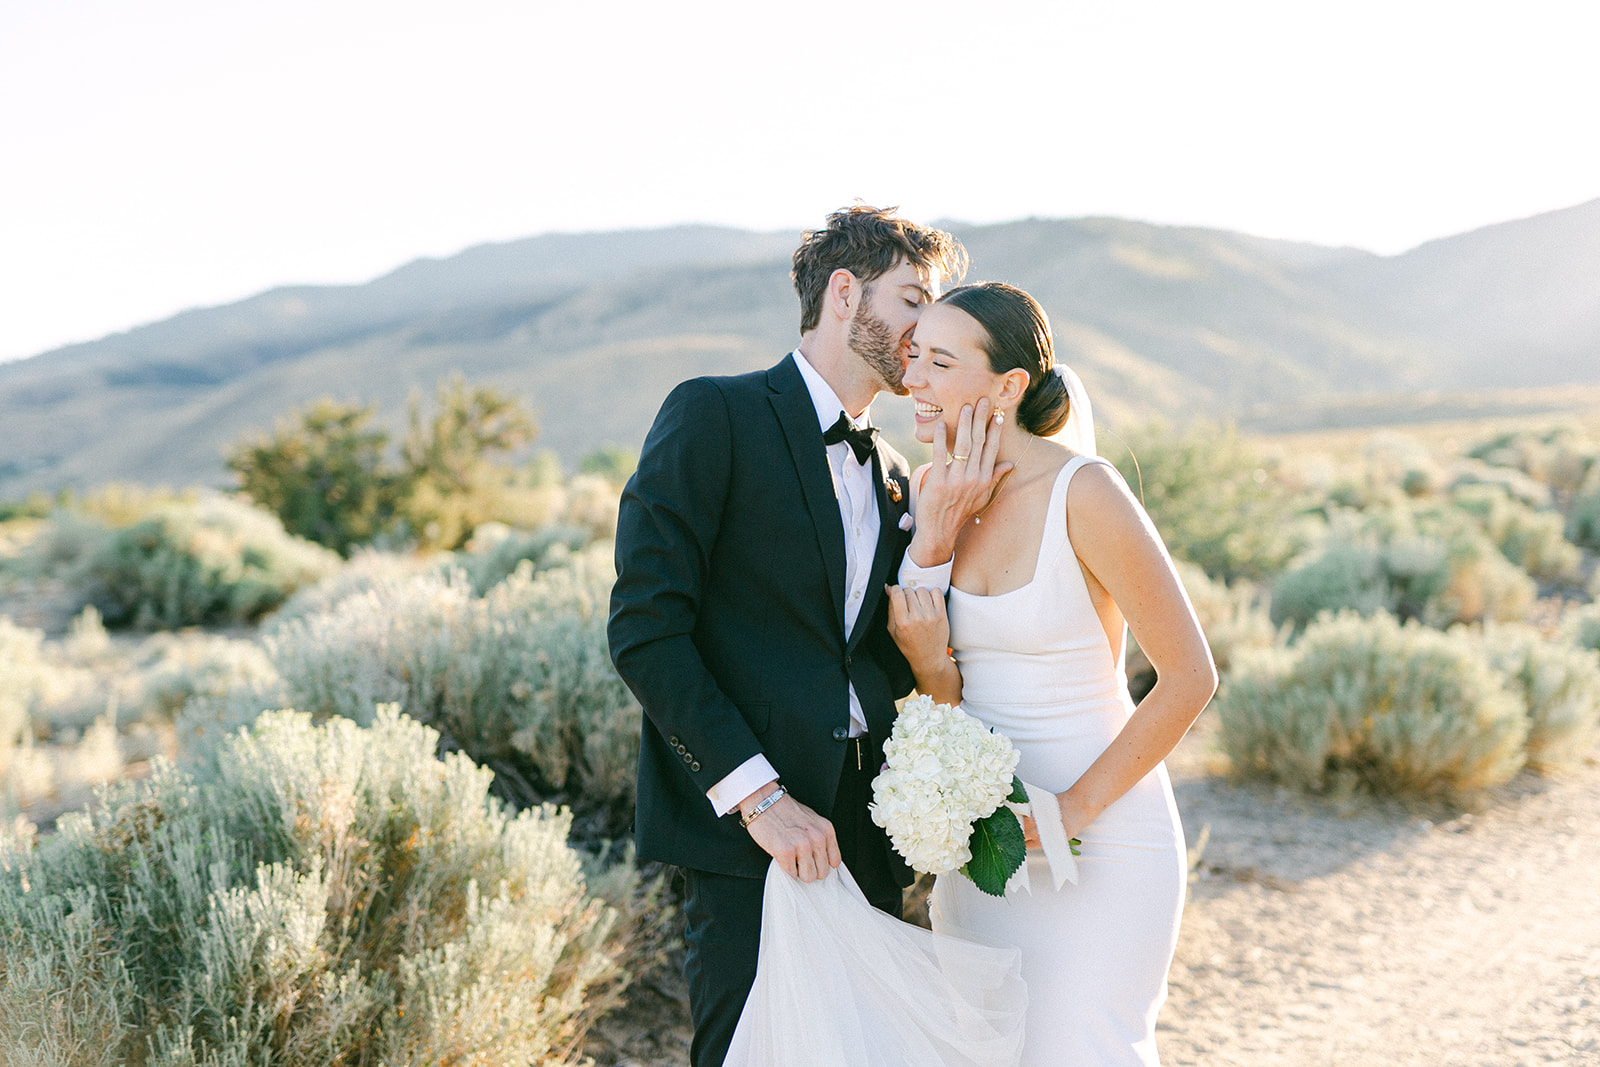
[586,732,1600,1066]
[1164,753,1600,1065]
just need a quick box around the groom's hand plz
[906,396,1011,569]
[740,780,840,882]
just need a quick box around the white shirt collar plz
[791,349,871,433]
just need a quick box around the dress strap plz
[1047,455,1113,549]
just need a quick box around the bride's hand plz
[885,584,950,670]
[905,398,1012,568]
[1020,812,1041,849]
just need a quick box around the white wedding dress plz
[930,454,1188,1067]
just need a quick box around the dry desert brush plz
[83,495,340,630]
[1269,504,1537,632]
[0,707,662,1067]
[262,544,640,830]
[1476,623,1600,774]
[1215,612,1529,799]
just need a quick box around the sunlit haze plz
[3,0,1596,362]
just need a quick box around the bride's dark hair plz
[938,282,1071,437]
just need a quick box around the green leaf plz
[1006,775,1028,805]
[961,807,1027,897]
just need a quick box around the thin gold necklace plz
[971,431,1035,525]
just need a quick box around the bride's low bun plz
[1017,367,1070,437]
[938,282,1070,438]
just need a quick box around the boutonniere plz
[885,474,912,530]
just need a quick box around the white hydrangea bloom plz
[869,694,1020,875]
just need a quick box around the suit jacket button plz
[690,761,701,772]
[832,726,848,742]
[669,736,681,747]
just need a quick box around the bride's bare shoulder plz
[1064,457,1145,534]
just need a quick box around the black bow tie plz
[823,412,879,464]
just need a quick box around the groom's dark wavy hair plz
[791,205,968,334]
[940,282,1072,438]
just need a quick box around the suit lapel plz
[768,357,848,634]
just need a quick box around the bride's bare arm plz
[885,585,963,706]
[1050,463,1217,840]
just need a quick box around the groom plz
[608,205,968,1067]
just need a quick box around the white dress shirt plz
[706,350,881,816]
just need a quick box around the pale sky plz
[3,0,1597,362]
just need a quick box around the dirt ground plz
[582,720,1600,1067]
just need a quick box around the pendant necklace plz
[971,431,1035,525]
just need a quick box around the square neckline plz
[948,456,1102,600]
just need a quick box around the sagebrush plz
[1479,623,1600,774]
[1271,504,1536,631]
[1110,421,1311,582]
[1216,612,1529,798]
[86,495,340,629]
[264,545,640,827]
[0,708,668,1067]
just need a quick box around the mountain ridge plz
[2,205,1596,494]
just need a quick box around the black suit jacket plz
[608,354,916,881]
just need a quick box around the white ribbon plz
[1000,781,1080,896]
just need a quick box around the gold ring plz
[951,453,970,462]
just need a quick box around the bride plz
[724,282,1215,1067]
[889,281,1217,1066]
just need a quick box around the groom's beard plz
[849,299,908,396]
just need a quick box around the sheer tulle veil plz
[1047,363,1096,457]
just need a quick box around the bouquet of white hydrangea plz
[869,694,1027,896]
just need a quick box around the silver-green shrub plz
[1110,421,1313,583]
[1564,603,1600,654]
[454,521,592,595]
[482,551,639,816]
[0,618,46,787]
[138,632,281,721]
[1450,482,1582,583]
[1467,426,1600,499]
[265,547,435,629]
[86,495,340,629]
[1271,505,1535,631]
[264,565,471,729]
[265,545,640,823]
[0,708,658,1066]
[1450,458,1556,509]
[1216,612,1528,798]
[1567,484,1600,552]
[1477,623,1600,773]
[2,616,130,814]
[1269,541,1402,627]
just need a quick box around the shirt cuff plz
[707,754,780,817]
[898,553,953,593]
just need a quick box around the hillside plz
[1,203,1597,494]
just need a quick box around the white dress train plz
[931,455,1187,1067]
[723,860,1028,1067]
